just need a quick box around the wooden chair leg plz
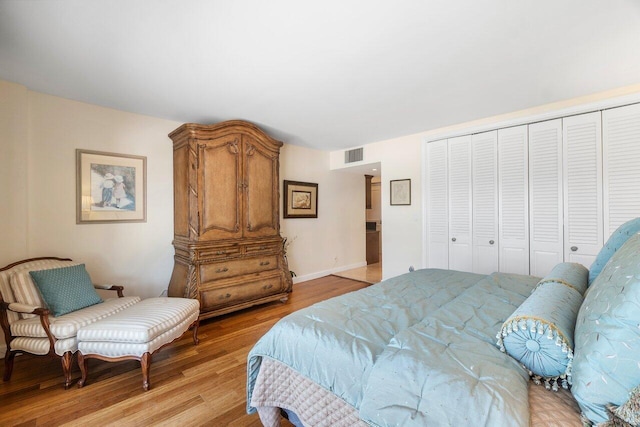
[61,351,74,389]
[3,350,16,381]
[77,352,88,388]
[140,352,151,391]
[192,319,200,345]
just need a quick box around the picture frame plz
[283,180,318,219]
[390,179,411,206]
[76,149,147,224]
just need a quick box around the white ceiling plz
[1,1,640,150]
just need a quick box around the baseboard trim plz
[292,262,367,284]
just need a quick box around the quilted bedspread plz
[247,268,540,426]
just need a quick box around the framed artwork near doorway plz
[283,180,318,218]
[390,179,411,206]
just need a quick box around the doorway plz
[334,169,383,284]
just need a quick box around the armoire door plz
[498,125,529,275]
[198,135,243,240]
[529,119,563,277]
[426,139,449,269]
[448,135,473,272]
[472,130,498,274]
[563,112,603,267]
[603,103,640,236]
[243,136,279,238]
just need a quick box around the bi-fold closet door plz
[426,139,449,269]
[562,112,603,268]
[426,103,640,276]
[426,132,499,274]
[602,103,640,237]
[498,125,529,275]
[528,112,604,276]
[447,135,473,272]
[471,131,498,275]
[528,119,564,276]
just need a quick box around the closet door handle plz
[489,240,494,245]
[571,246,578,252]
[451,237,457,242]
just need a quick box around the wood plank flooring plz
[0,275,368,427]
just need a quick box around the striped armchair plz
[0,257,140,388]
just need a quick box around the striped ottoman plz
[76,297,200,390]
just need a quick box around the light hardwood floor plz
[332,263,381,284]
[0,275,368,427]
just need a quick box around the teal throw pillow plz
[29,264,102,317]
[588,217,640,285]
[497,262,588,391]
[572,233,640,424]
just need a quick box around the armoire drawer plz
[245,242,280,255]
[200,275,283,310]
[199,255,277,282]
[198,246,241,261]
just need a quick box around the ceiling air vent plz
[344,147,363,164]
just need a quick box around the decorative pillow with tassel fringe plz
[497,263,589,391]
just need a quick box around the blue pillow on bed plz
[588,217,640,285]
[497,263,588,391]
[572,233,640,424]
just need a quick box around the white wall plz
[22,90,181,298]
[330,136,424,280]
[280,144,366,283]
[0,81,29,263]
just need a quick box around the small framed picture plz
[390,179,411,206]
[76,149,147,223]
[283,180,318,218]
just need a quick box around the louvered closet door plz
[603,103,640,236]
[529,119,563,277]
[563,112,603,267]
[472,131,498,274]
[426,139,449,268]
[448,135,473,272]
[498,125,529,275]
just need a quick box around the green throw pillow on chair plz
[29,264,103,317]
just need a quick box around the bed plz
[247,219,640,427]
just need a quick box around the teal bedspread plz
[247,268,540,426]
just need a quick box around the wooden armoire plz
[167,120,293,320]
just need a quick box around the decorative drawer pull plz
[260,261,270,266]
[489,240,494,245]
[451,237,456,242]
[215,267,229,273]
[260,246,267,250]
[263,284,273,290]
[216,250,226,255]
[219,293,231,300]
[571,246,578,252]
